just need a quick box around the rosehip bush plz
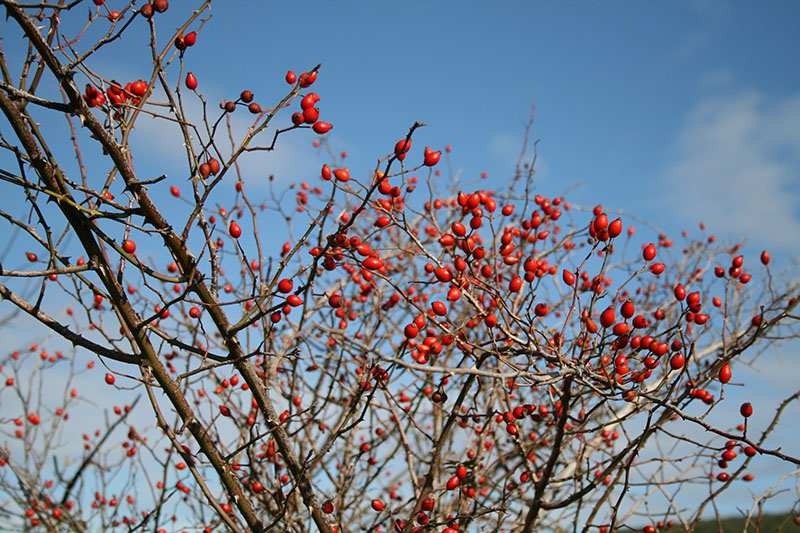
[0,3,798,533]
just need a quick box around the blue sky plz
[60,0,800,257]
[1,0,799,526]
[179,1,800,255]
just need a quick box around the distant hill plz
[619,513,798,532]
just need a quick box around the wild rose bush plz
[0,2,798,532]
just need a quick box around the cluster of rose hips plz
[174,31,197,50]
[94,0,169,20]
[138,0,169,18]
[319,164,351,183]
[589,211,623,242]
[215,88,266,115]
[392,138,441,167]
[712,252,758,284]
[289,77,332,134]
[198,156,221,179]
[22,498,76,527]
[367,465,469,531]
[494,404,547,437]
[287,69,318,88]
[83,80,148,108]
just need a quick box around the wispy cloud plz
[126,95,322,191]
[660,90,800,250]
[489,130,524,168]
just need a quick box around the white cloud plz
[698,68,735,89]
[686,0,731,19]
[489,130,523,167]
[661,90,800,251]
[126,94,322,190]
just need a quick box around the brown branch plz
[522,377,573,532]
[59,395,141,506]
[0,280,140,364]
[0,79,70,111]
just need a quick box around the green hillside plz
[619,513,798,532]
